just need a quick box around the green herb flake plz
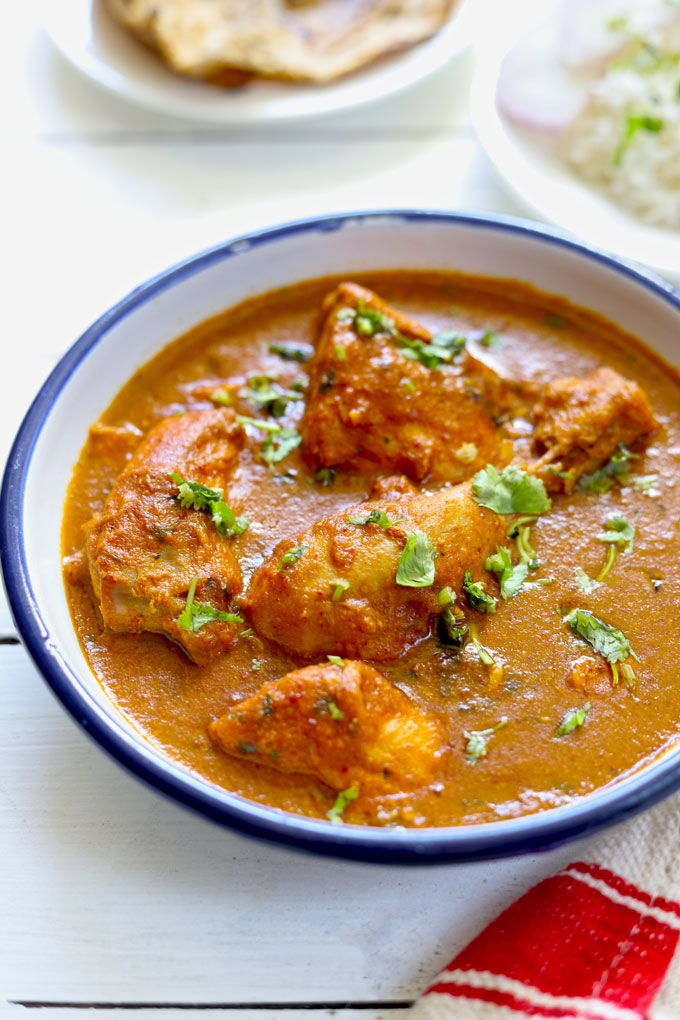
[262,427,302,465]
[574,567,602,594]
[598,515,635,553]
[278,544,306,571]
[268,342,312,362]
[479,330,502,349]
[439,605,469,649]
[210,387,233,407]
[170,474,249,538]
[579,443,638,494]
[396,530,437,588]
[327,783,359,824]
[327,655,344,667]
[327,699,344,720]
[472,465,552,516]
[563,608,639,684]
[485,546,529,599]
[615,114,664,167]
[312,467,335,487]
[349,509,404,529]
[633,474,659,493]
[556,703,591,738]
[402,377,417,394]
[463,570,497,614]
[177,577,244,633]
[331,580,350,601]
[244,374,303,418]
[464,717,508,763]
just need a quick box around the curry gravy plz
[62,271,680,827]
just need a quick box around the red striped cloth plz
[409,795,680,1020]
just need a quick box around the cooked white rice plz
[566,19,680,228]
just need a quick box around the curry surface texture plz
[62,271,680,828]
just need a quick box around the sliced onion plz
[496,23,588,133]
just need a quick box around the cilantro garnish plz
[563,608,639,684]
[327,655,344,667]
[278,544,306,571]
[312,467,335,487]
[331,580,350,601]
[472,465,552,516]
[439,605,469,649]
[349,509,404,529]
[470,629,495,666]
[268,342,312,362]
[615,114,664,167]
[244,374,303,418]
[633,474,659,493]
[237,416,303,465]
[463,570,497,613]
[170,473,249,538]
[598,515,635,552]
[485,547,529,599]
[464,717,508,763]
[327,699,344,720]
[478,330,502,349]
[579,443,638,493]
[210,387,232,407]
[327,783,359,824]
[396,530,437,588]
[556,703,591,738]
[574,567,601,594]
[177,577,243,633]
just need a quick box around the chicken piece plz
[300,282,516,483]
[369,474,417,501]
[85,409,245,664]
[208,660,448,797]
[246,481,505,660]
[531,367,657,493]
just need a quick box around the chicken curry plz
[62,271,680,828]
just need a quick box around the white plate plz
[469,4,680,284]
[44,0,476,125]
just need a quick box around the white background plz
[0,3,660,1017]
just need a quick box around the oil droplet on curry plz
[62,271,680,828]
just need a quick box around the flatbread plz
[104,0,458,84]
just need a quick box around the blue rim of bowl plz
[3,209,680,864]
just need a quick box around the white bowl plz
[4,211,680,862]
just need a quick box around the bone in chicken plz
[85,408,245,663]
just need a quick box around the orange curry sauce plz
[62,272,680,827]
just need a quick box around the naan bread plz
[104,0,458,84]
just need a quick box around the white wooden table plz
[1,5,606,1017]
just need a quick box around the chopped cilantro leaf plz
[210,387,232,406]
[327,655,344,667]
[574,567,601,594]
[327,783,359,824]
[327,699,344,720]
[563,608,639,684]
[485,546,529,599]
[556,703,591,738]
[615,114,664,167]
[463,570,497,613]
[331,580,350,601]
[464,717,508,763]
[170,474,249,538]
[349,509,404,529]
[177,577,243,633]
[396,530,437,588]
[312,467,335,487]
[261,427,302,465]
[278,544,306,571]
[268,342,312,362]
[470,630,495,666]
[633,474,659,492]
[237,415,284,433]
[479,330,502,349]
[439,605,469,648]
[598,515,635,553]
[579,443,638,493]
[244,374,303,418]
[472,465,552,516]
